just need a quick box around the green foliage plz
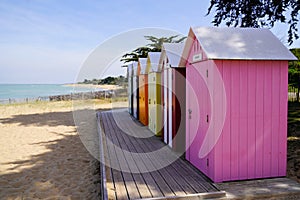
[289,48,300,85]
[289,48,300,102]
[120,35,186,63]
[144,35,186,52]
[207,0,299,45]
[78,75,127,86]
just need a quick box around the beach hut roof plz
[162,43,186,67]
[148,52,161,72]
[127,63,134,76]
[132,62,139,76]
[187,26,297,61]
[138,58,148,74]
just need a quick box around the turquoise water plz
[0,84,102,102]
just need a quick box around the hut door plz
[163,69,168,144]
[148,74,153,132]
[168,68,173,148]
[186,64,210,176]
[133,76,138,119]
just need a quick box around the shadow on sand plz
[0,108,110,199]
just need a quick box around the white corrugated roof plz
[191,27,297,60]
[127,63,132,76]
[132,62,138,76]
[138,58,148,74]
[148,52,161,72]
[163,43,186,67]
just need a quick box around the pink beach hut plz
[161,43,187,153]
[183,27,297,182]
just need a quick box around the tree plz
[120,46,152,63]
[121,35,186,63]
[207,0,299,45]
[289,48,300,102]
[144,35,186,52]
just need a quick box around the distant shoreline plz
[0,84,124,104]
[63,83,122,90]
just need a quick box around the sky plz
[0,0,299,84]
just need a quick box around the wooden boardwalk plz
[97,109,225,200]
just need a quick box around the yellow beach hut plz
[147,52,162,136]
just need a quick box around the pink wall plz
[186,38,288,182]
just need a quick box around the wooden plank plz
[211,60,225,182]
[222,61,231,181]
[101,113,128,200]
[105,114,140,199]
[271,61,280,176]
[170,160,209,192]
[133,107,218,193]
[144,191,226,200]
[239,60,248,179]
[121,120,179,197]
[139,134,211,195]
[278,61,288,176]
[230,60,240,180]
[146,153,187,196]
[111,118,153,198]
[129,137,176,197]
[97,113,112,200]
[142,130,209,193]
[110,114,166,198]
[101,113,117,200]
[263,61,272,178]
[247,63,256,179]
[99,111,220,199]
[255,62,264,178]
[175,159,219,192]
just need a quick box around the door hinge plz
[206,69,208,78]
[206,115,209,123]
[207,158,209,167]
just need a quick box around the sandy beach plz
[0,98,299,199]
[0,100,126,199]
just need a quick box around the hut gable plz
[138,58,148,74]
[185,27,297,61]
[162,43,186,68]
[147,52,161,72]
[132,62,139,76]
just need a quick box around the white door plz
[168,68,173,148]
[163,69,168,144]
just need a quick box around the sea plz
[0,84,103,104]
